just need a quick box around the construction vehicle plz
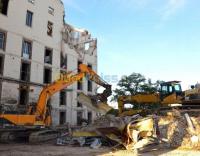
[184,83,200,104]
[118,81,184,116]
[0,64,111,143]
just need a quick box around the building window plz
[22,40,32,59]
[0,31,6,50]
[26,10,33,27]
[47,21,53,36]
[84,43,90,51]
[87,64,92,92]
[60,91,66,106]
[77,61,83,90]
[0,0,9,15]
[77,100,82,107]
[0,55,4,75]
[48,7,54,15]
[19,86,29,105]
[60,53,67,69]
[88,112,92,124]
[20,61,30,82]
[77,102,82,107]
[77,111,83,126]
[28,0,35,4]
[77,93,82,107]
[0,80,2,102]
[44,48,53,64]
[88,81,92,92]
[59,111,66,125]
[44,67,52,84]
[77,81,83,90]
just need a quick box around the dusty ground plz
[0,144,200,156]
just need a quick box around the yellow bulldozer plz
[117,81,198,117]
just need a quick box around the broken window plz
[0,0,9,15]
[77,101,82,107]
[59,111,66,125]
[0,31,6,50]
[60,53,67,69]
[88,112,92,124]
[44,48,53,64]
[60,91,66,106]
[87,64,93,92]
[47,21,53,36]
[72,32,80,39]
[22,40,32,59]
[77,61,83,90]
[77,81,83,90]
[28,0,35,4]
[19,86,29,105]
[88,80,92,92]
[0,55,4,75]
[43,67,52,84]
[77,111,82,126]
[48,7,54,15]
[26,10,33,27]
[84,43,90,51]
[20,61,30,82]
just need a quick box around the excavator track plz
[29,129,59,143]
[0,127,59,143]
[0,132,16,143]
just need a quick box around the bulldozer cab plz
[160,81,182,101]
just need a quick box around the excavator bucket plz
[77,93,113,114]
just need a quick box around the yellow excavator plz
[0,64,112,143]
[118,81,184,116]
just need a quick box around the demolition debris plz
[56,110,200,151]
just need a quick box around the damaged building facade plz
[0,0,98,125]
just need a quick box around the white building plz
[0,0,98,125]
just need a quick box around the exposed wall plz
[0,0,98,126]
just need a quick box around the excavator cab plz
[159,81,183,104]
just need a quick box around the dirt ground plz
[0,144,200,156]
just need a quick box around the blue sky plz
[63,0,200,89]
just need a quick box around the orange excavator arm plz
[35,64,112,121]
[35,72,85,120]
[78,64,112,103]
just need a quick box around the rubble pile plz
[158,110,200,149]
[57,114,157,150]
[57,110,200,151]
[81,114,126,130]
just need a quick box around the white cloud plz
[161,0,186,20]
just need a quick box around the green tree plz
[112,73,161,101]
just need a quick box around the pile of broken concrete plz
[158,110,200,150]
[57,114,158,150]
[56,110,200,151]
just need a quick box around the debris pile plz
[56,110,200,151]
[158,110,200,149]
[57,114,158,150]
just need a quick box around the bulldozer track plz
[159,104,200,115]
